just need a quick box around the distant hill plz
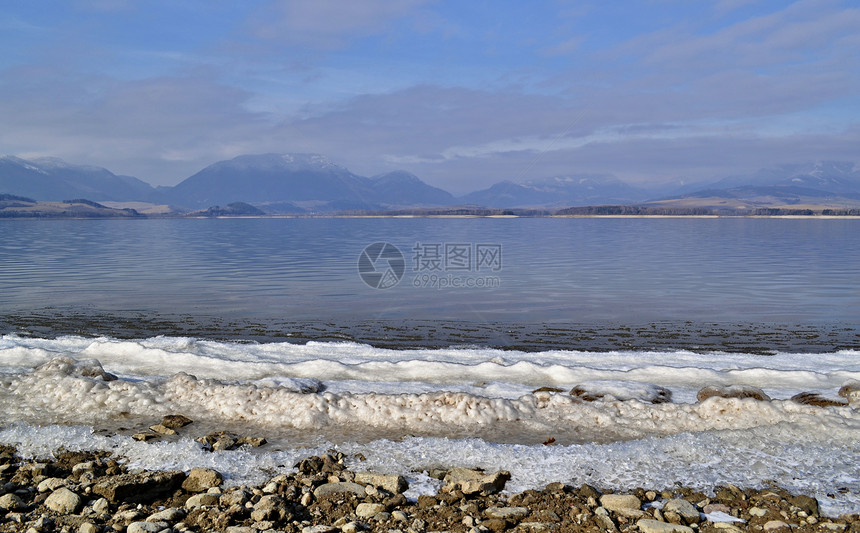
[460,175,648,208]
[192,202,266,217]
[0,197,142,218]
[370,170,456,206]
[0,156,155,202]
[164,154,459,211]
[646,161,860,212]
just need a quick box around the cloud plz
[246,0,433,49]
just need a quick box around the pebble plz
[127,521,168,533]
[484,506,530,519]
[181,467,223,492]
[638,518,695,533]
[185,492,219,508]
[763,520,792,531]
[600,494,643,512]
[356,502,388,518]
[44,487,83,514]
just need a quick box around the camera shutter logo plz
[358,242,405,289]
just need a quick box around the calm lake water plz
[1,217,858,329]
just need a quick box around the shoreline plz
[0,443,857,532]
[2,313,858,353]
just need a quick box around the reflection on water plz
[0,217,858,323]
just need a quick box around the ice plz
[1,335,859,516]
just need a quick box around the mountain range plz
[2,154,860,213]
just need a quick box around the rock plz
[313,481,367,498]
[391,510,409,522]
[161,414,194,429]
[182,467,223,492]
[697,385,771,402]
[600,494,642,512]
[128,521,168,533]
[354,471,409,493]
[149,424,177,436]
[703,504,732,515]
[302,526,337,533]
[712,524,745,533]
[226,527,255,533]
[93,470,185,503]
[147,507,185,522]
[91,497,110,515]
[484,506,530,520]
[839,381,860,403]
[749,507,767,517]
[44,487,83,514]
[790,392,847,407]
[185,492,220,509]
[236,436,267,447]
[132,432,159,442]
[637,518,694,533]
[571,381,672,403]
[251,494,291,522]
[532,386,565,393]
[763,520,792,531]
[0,493,24,511]
[519,522,554,531]
[443,468,511,496]
[356,502,387,518]
[78,522,100,533]
[664,498,700,523]
[341,522,360,533]
[37,477,67,492]
[788,494,819,517]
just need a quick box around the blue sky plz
[1,0,857,193]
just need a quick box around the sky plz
[1,0,858,194]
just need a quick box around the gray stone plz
[45,487,83,514]
[181,467,223,492]
[161,414,193,429]
[93,470,185,503]
[354,471,409,494]
[128,521,168,533]
[356,502,388,518]
[302,526,337,533]
[147,507,185,522]
[37,477,67,493]
[313,481,366,498]
[519,523,553,531]
[443,468,510,496]
[341,522,360,533]
[763,520,792,531]
[712,524,744,533]
[185,492,219,509]
[91,497,110,515]
[749,507,767,517]
[664,498,701,523]
[697,385,770,402]
[251,494,290,522]
[149,424,177,435]
[78,522,100,533]
[0,493,24,511]
[225,527,255,533]
[600,494,642,512]
[637,519,694,533]
[484,507,530,520]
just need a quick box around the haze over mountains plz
[2,153,860,213]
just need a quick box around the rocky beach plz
[2,437,859,533]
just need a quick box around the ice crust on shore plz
[0,423,858,517]
[1,334,859,516]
